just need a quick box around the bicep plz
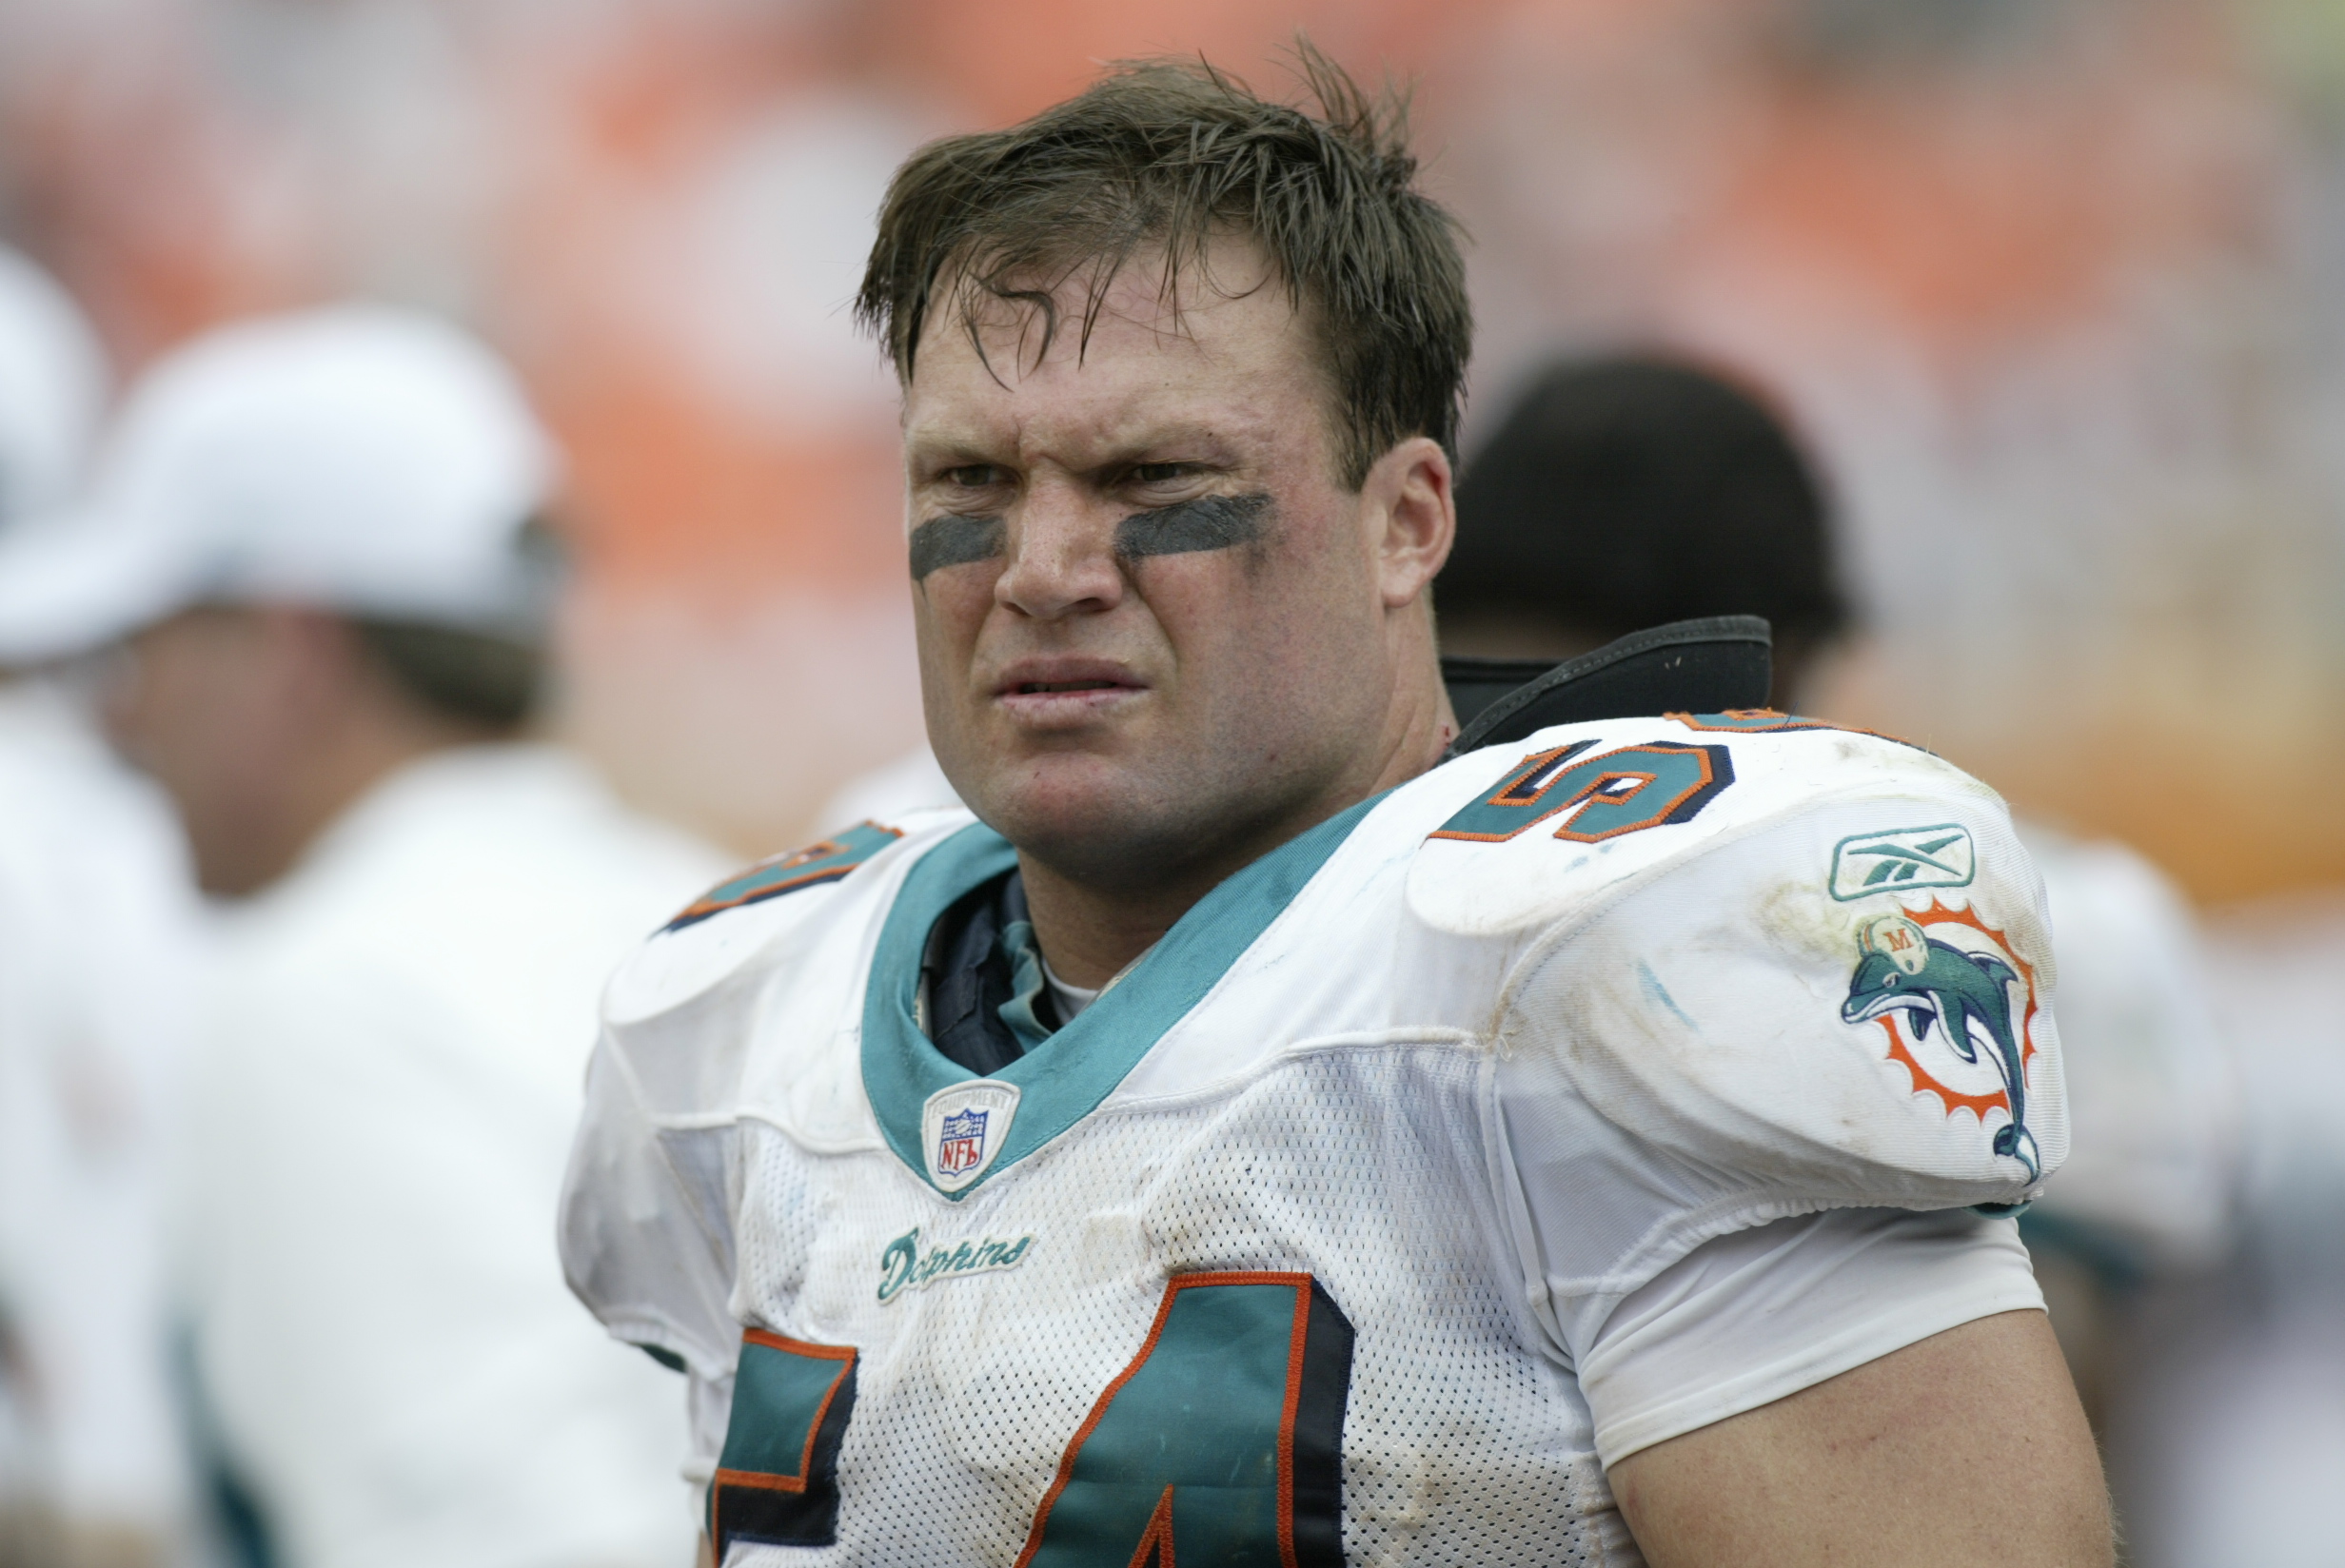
[1609,1310,2112,1568]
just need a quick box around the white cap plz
[0,245,108,530]
[0,304,558,663]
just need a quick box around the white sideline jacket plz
[174,744,729,1568]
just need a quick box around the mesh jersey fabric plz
[562,715,2070,1562]
[719,1048,1624,1564]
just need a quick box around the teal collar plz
[862,796,1384,1198]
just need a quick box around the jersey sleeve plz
[559,817,955,1482]
[559,1029,742,1479]
[1573,1207,2044,1464]
[560,1033,739,1376]
[559,873,822,1390]
[1487,790,2070,1446]
[558,867,854,1479]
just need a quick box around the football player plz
[561,54,2112,1565]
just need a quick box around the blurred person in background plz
[2111,891,2345,1566]
[1446,354,2241,1423]
[0,245,201,1568]
[0,305,726,1568]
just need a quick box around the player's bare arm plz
[1614,1311,2110,1565]
[561,52,2112,1565]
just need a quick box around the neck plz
[1020,643,1455,990]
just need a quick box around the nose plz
[994,482,1124,622]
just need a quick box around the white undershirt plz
[1040,956,1102,1021]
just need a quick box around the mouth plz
[990,661,1148,728]
[1011,678,1129,696]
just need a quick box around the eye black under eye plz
[909,513,1004,579]
[1113,491,1273,559]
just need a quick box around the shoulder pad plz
[1406,715,2000,938]
[662,819,906,931]
[1495,788,2066,1205]
[605,810,966,1027]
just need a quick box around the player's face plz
[901,240,1450,894]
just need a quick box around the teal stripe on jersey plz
[1023,1279,1298,1563]
[861,795,1387,1198]
[719,1337,850,1480]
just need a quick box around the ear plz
[1360,435,1455,610]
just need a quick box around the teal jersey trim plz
[861,795,1387,1198]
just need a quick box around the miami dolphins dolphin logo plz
[1842,911,2042,1180]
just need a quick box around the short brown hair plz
[354,618,543,732]
[855,47,1471,488]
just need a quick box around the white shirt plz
[0,679,199,1538]
[2109,892,2345,1567]
[176,744,730,1568]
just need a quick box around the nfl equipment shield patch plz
[938,1109,987,1176]
[918,1080,1020,1194]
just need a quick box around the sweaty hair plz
[1448,357,1850,650]
[855,47,1471,488]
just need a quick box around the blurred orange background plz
[3,0,2338,903]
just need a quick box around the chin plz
[975,749,1316,896]
[982,770,1140,850]
[973,763,1197,885]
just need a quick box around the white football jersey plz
[562,713,2068,1565]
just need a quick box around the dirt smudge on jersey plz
[1753,876,1860,969]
